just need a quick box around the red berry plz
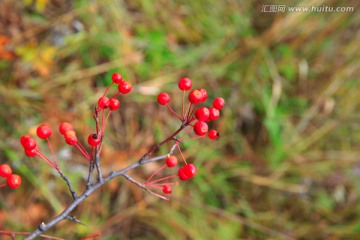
[36,124,52,139]
[213,97,225,110]
[109,98,120,111]
[0,164,12,178]
[59,122,74,135]
[166,155,178,168]
[208,129,219,140]
[183,164,197,178]
[21,137,37,150]
[64,130,77,145]
[25,149,37,157]
[7,174,21,189]
[88,134,101,146]
[157,92,170,105]
[208,107,220,121]
[178,167,191,181]
[98,96,110,109]
[195,107,210,121]
[118,81,132,94]
[193,121,208,136]
[20,135,31,146]
[178,78,192,91]
[188,90,203,104]
[111,73,123,84]
[199,88,208,102]
[162,185,172,194]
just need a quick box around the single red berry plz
[195,107,210,121]
[157,92,170,105]
[88,134,101,146]
[21,137,37,150]
[0,164,12,178]
[109,98,120,111]
[178,78,192,91]
[162,185,172,194]
[64,130,77,145]
[25,149,37,157]
[208,129,219,140]
[178,167,191,181]
[7,174,21,189]
[193,121,208,136]
[166,155,178,168]
[183,164,197,178]
[98,96,110,109]
[20,135,31,146]
[213,97,225,110]
[36,124,52,139]
[199,88,208,102]
[188,89,203,104]
[59,122,74,135]
[111,73,123,84]
[208,107,220,121]
[118,81,132,94]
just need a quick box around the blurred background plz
[0,0,359,239]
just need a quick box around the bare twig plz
[57,168,77,200]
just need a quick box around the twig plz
[57,168,77,200]
[0,230,64,240]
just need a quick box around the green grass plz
[0,0,359,239]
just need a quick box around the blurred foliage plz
[0,0,360,239]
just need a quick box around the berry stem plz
[177,144,187,165]
[75,142,90,160]
[0,183,6,188]
[36,150,56,168]
[46,138,58,168]
[148,174,177,185]
[102,82,114,98]
[185,102,192,121]
[148,181,178,186]
[166,104,182,120]
[182,90,185,119]
[183,135,207,141]
[145,164,167,184]
[101,110,112,137]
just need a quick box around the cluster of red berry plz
[0,164,21,189]
[146,77,225,195]
[19,73,132,173]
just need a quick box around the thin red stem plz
[0,183,6,188]
[75,142,90,160]
[145,164,167,184]
[47,138,58,168]
[166,104,182,120]
[35,150,56,168]
[101,110,112,136]
[110,91,120,99]
[148,174,177,185]
[80,233,102,240]
[148,181,178,186]
[185,102,192,121]
[183,135,207,141]
[102,83,114,97]
[188,103,198,120]
[182,90,185,119]
[179,125,193,142]
[177,144,187,165]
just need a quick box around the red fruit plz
[21,137,37,150]
[64,130,77,145]
[188,90,203,104]
[25,149,37,157]
[162,185,172,194]
[166,155,178,168]
[36,124,52,139]
[183,164,197,178]
[109,98,120,111]
[208,129,219,140]
[98,96,110,109]
[118,81,132,94]
[193,121,208,136]
[0,164,12,178]
[20,135,31,146]
[199,88,208,102]
[178,167,191,181]
[59,122,74,135]
[209,107,220,121]
[178,78,192,91]
[7,174,21,189]
[111,73,123,84]
[157,92,170,105]
[88,134,101,146]
[195,107,210,121]
[213,97,225,110]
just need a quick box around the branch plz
[23,144,177,240]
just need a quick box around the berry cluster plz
[0,164,21,189]
[20,73,132,185]
[146,77,225,195]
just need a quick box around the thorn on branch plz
[66,216,88,227]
